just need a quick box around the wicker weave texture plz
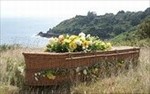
[23,47,140,86]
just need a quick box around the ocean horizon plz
[1,17,62,47]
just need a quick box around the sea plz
[1,17,62,47]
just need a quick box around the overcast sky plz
[1,0,150,19]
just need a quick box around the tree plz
[138,18,150,39]
[87,11,97,20]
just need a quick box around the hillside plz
[39,7,150,41]
[112,16,150,46]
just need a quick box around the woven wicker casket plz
[23,46,140,86]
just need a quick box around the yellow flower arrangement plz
[45,32,112,52]
[82,40,89,49]
[69,41,77,51]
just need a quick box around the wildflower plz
[18,66,24,73]
[34,73,37,76]
[42,75,46,77]
[94,68,98,72]
[75,67,80,72]
[47,74,56,80]
[37,72,41,76]
[83,69,87,75]
[46,70,56,80]
[78,73,81,75]
[35,77,39,81]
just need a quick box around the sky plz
[1,0,150,20]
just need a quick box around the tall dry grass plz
[71,47,150,93]
[0,47,149,94]
[0,47,43,94]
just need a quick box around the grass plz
[0,44,21,52]
[112,38,150,47]
[0,45,150,94]
[71,47,150,93]
[0,46,42,94]
[0,84,19,94]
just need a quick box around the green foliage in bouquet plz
[45,32,112,52]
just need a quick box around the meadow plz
[0,45,150,94]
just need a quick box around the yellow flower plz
[80,36,86,41]
[66,34,69,38]
[88,40,92,46]
[106,42,112,49]
[69,35,77,41]
[47,74,56,80]
[46,33,112,52]
[69,42,77,51]
[101,42,105,46]
[63,39,71,44]
[82,40,89,49]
